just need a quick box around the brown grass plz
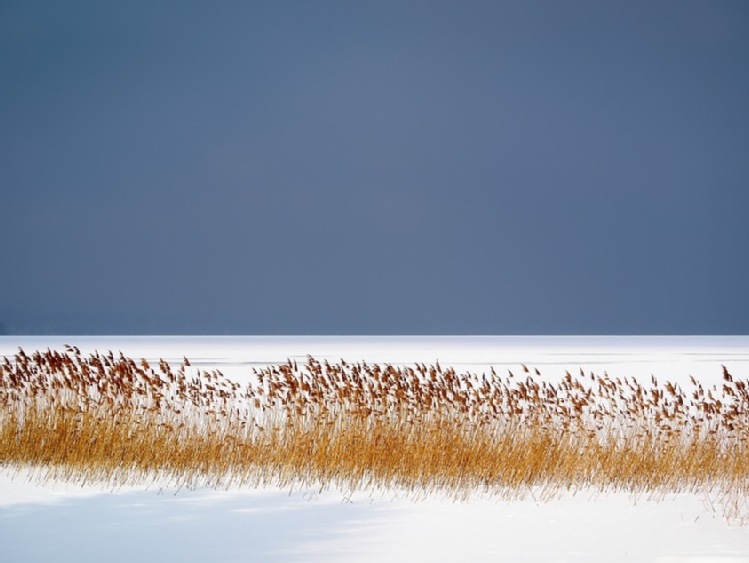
[1,347,748,518]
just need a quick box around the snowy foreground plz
[1,335,749,563]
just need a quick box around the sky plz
[1,1,748,335]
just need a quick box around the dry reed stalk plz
[1,348,748,520]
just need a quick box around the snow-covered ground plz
[2,336,749,562]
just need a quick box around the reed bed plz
[1,347,748,519]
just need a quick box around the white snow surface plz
[1,335,748,562]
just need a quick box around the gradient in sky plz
[1,1,748,334]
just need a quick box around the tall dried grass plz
[1,348,748,518]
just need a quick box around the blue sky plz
[1,1,748,334]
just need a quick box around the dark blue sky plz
[2,1,748,335]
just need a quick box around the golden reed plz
[1,347,748,519]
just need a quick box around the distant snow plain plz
[1,335,748,563]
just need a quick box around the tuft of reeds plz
[1,348,748,520]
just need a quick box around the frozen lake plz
[1,335,749,562]
[2,334,748,380]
